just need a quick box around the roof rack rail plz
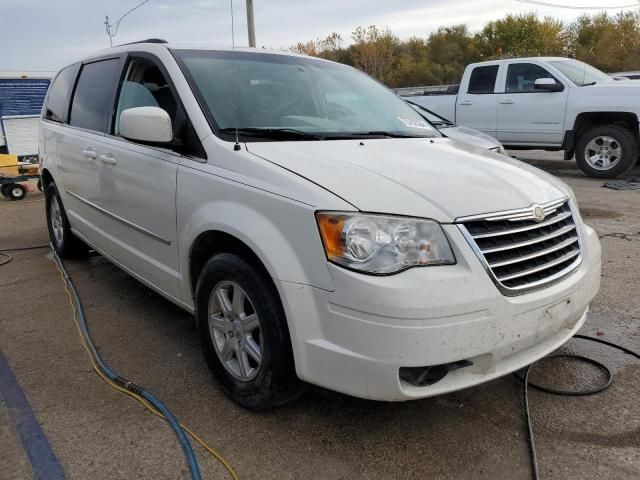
[119,38,168,46]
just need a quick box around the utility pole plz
[246,0,256,47]
[105,16,113,47]
[104,0,151,47]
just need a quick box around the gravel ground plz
[1,153,639,480]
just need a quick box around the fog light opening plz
[399,360,473,387]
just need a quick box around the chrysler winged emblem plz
[533,205,545,222]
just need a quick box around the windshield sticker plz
[397,117,432,130]
[249,79,274,86]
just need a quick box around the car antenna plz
[230,0,241,151]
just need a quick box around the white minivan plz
[40,40,601,409]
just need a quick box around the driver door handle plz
[99,154,117,166]
[500,99,514,104]
[459,100,473,106]
[82,149,97,159]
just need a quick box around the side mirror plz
[119,106,173,143]
[534,78,563,92]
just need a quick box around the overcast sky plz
[1,0,637,71]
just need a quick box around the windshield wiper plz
[580,81,597,86]
[365,131,430,138]
[218,127,325,140]
[324,131,430,139]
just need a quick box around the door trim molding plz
[71,227,193,313]
[65,190,171,245]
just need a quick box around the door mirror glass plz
[534,78,563,92]
[119,106,173,143]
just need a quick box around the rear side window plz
[467,65,499,94]
[44,65,77,122]
[70,59,120,132]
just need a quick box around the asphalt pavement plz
[1,153,639,479]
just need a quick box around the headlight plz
[316,212,455,274]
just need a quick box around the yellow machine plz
[0,154,40,200]
[0,154,19,177]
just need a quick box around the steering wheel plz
[327,106,351,121]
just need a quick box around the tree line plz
[290,11,640,87]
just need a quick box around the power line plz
[516,0,637,9]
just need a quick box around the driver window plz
[114,57,178,135]
[506,63,556,93]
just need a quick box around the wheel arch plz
[566,112,639,155]
[189,230,275,300]
[179,197,335,306]
[40,168,55,190]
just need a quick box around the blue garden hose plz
[52,250,202,480]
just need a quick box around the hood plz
[572,80,640,97]
[440,125,502,151]
[246,138,568,222]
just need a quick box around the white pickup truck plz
[404,57,640,178]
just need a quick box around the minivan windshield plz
[548,59,612,86]
[173,49,439,140]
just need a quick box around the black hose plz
[0,244,51,267]
[0,244,50,252]
[51,250,203,480]
[520,334,640,480]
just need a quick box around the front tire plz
[575,125,637,178]
[195,253,302,410]
[45,182,89,258]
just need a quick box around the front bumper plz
[277,223,601,401]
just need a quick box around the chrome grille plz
[457,198,582,295]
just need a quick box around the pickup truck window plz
[467,65,499,94]
[506,63,555,93]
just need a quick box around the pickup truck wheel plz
[576,125,637,178]
[45,182,89,258]
[195,253,302,410]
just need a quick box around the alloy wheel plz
[208,281,263,381]
[50,195,64,246]
[584,136,622,171]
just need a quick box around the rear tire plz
[195,252,302,410]
[575,125,637,178]
[45,182,89,258]
[8,184,26,201]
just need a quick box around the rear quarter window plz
[467,65,499,94]
[69,58,121,132]
[43,64,78,123]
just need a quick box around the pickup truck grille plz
[457,198,582,295]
